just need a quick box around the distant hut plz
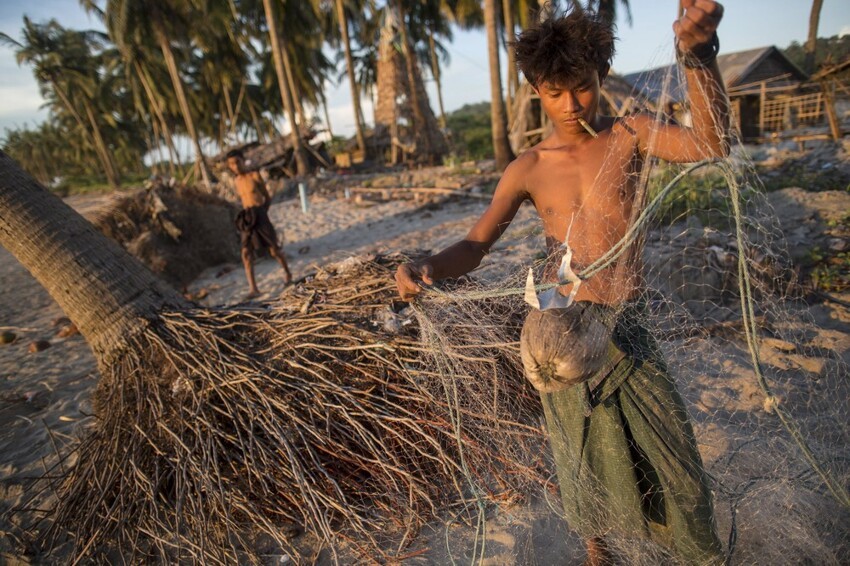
[808,57,850,141]
[622,46,845,143]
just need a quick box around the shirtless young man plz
[227,149,292,297]
[395,2,729,564]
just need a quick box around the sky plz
[2,0,849,144]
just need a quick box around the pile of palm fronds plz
[92,179,240,288]
[25,253,546,563]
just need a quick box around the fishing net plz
[401,50,850,565]
[6,38,849,566]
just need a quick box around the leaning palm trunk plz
[152,18,212,189]
[0,151,543,562]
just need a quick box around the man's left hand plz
[674,0,723,54]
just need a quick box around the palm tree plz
[484,0,515,170]
[262,0,310,175]
[503,0,518,123]
[333,0,368,154]
[2,19,122,188]
[86,0,214,187]
[395,0,434,160]
[804,0,823,74]
[0,150,184,364]
[420,0,484,131]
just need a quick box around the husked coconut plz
[520,304,623,393]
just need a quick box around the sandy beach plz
[2,162,849,564]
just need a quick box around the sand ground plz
[1,171,849,564]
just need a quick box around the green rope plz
[423,160,717,302]
[726,167,850,509]
[419,159,850,511]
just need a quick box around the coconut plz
[520,304,623,393]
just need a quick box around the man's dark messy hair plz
[514,4,616,87]
[226,148,244,160]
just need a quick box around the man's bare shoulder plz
[496,150,540,199]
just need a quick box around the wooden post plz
[758,81,766,138]
[820,80,842,141]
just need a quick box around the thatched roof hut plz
[622,47,838,142]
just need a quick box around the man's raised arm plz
[633,0,731,163]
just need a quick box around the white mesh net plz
[403,53,850,565]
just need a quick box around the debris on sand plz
[92,179,240,288]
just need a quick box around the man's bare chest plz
[527,145,641,220]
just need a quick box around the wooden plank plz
[820,80,843,141]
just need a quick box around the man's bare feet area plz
[246,288,262,300]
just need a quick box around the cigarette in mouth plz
[578,118,598,138]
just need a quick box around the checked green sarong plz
[540,302,724,565]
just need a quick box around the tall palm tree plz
[85,0,213,187]
[395,0,433,159]
[333,0,368,154]
[503,0,518,123]
[262,0,310,175]
[804,0,823,74]
[484,0,515,170]
[1,19,122,188]
[420,0,484,131]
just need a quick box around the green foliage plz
[808,248,850,292]
[782,35,850,71]
[647,166,732,227]
[756,162,850,193]
[445,102,494,161]
[52,172,151,197]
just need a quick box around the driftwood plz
[348,186,491,201]
[214,133,332,180]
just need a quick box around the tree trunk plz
[228,81,247,141]
[804,0,823,74]
[262,0,310,176]
[395,0,433,161]
[154,20,212,188]
[81,99,121,190]
[503,0,519,126]
[136,62,179,176]
[51,85,120,189]
[485,0,515,171]
[281,39,307,128]
[247,97,267,144]
[0,151,186,369]
[322,94,334,139]
[336,0,367,155]
[428,30,447,130]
